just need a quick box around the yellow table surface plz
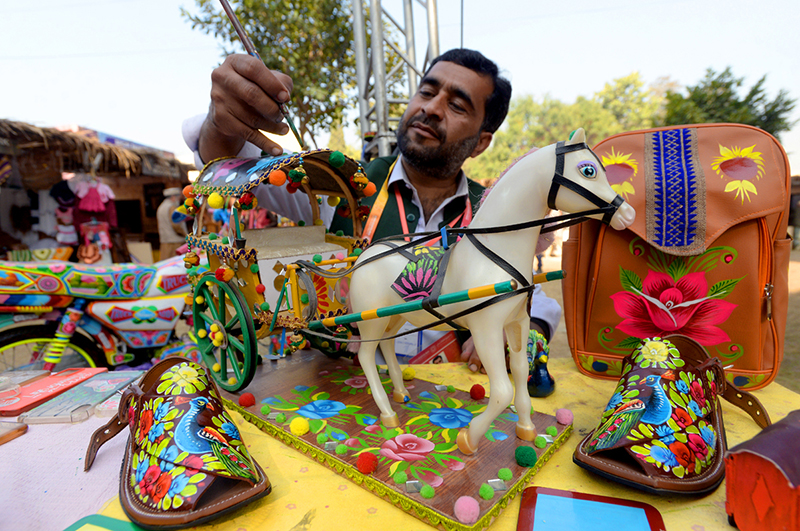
[100,357,800,530]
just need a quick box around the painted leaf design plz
[619,267,643,293]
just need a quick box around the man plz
[183,48,561,372]
[157,187,187,260]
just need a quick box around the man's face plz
[397,61,494,177]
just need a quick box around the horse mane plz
[476,146,540,211]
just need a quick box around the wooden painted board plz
[0,370,50,388]
[0,368,107,417]
[221,351,572,531]
[0,421,27,445]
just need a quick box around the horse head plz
[548,128,635,231]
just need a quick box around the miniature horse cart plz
[184,150,374,392]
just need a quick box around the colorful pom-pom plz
[363,182,377,197]
[227,377,237,385]
[401,367,415,381]
[256,284,266,294]
[454,496,480,525]
[238,392,256,407]
[534,436,547,448]
[289,168,306,183]
[470,384,486,400]
[268,170,287,186]
[239,192,257,210]
[317,433,328,444]
[207,192,224,209]
[275,413,286,423]
[556,408,574,425]
[479,483,494,500]
[215,267,234,282]
[182,185,195,198]
[447,385,455,393]
[312,254,322,263]
[300,293,309,304]
[393,471,408,484]
[335,444,348,455]
[261,405,271,415]
[498,468,513,481]
[290,417,310,436]
[356,452,378,474]
[546,426,558,437]
[420,485,435,499]
[250,264,259,273]
[327,196,341,207]
[515,446,538,467]
[212,362,220,372]
[328,150,346,168]
[260,302,270,311]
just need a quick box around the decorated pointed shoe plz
[573,335,770,496]
[85,358,271,529]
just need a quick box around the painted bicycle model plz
[0,254,205,372]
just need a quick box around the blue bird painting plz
[586,370,675,453]
[173,396,258,482]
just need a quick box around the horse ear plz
[566,128,586,145]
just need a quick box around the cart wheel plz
[192,273,257,392]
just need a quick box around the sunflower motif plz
[632,337,684,369]
[711,144,765,203]
[601,147,637,200]
[156,362,208,395]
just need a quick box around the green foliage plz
[595,72,663,131]
[660,67,797,139]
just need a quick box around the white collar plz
[387,155,470,200]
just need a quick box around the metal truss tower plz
[352,0,440,160]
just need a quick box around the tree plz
[464,95,623,184]
[595,72,663,132]
[182,1,406,148]
[660,67,797,139]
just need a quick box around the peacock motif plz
[586,371,675,453]
[173,396,258,482]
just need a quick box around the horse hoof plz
[516,424,537,442]
[393,390,410,403]
[380,412,400,428]
[457,429,479,455]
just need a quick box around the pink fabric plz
[78,187,106,212]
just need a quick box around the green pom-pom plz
[300,293,309,304]
[335,444,348,455]
[546,426,558,437]
[329,150,346,168]
[221,236,229,244]
[394,471,408,484]
[275,413,286,423]
[209,233,217,240]
[335,230,344,237]
[312,254,322,263]
[352,248,363,256]
[260,302,270,311]
[250,264,259,273]
[289,169,305,182]
[260,405,271,415]
[497,468,512,481]
[420,485,435,499]
[447,385,455,393]
[479,483,494,500]
[534,436,547,448]
[515,446,538,467]
[317,433,329,444]
[298,220,306,226]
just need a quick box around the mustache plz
[404,114,445,140]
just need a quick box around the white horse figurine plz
[348,128,636,455]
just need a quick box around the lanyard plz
[361,158,473,244]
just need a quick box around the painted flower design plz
[689,381,706,408]
[611,271,737,346]
[601,147,637,201]
[297,399,346,419]
[428,407,473,429]
[669,441,695,473]
[672,408,693,428]
[156,362,208,396]
[687,432,709,460]
[137,409,154,444]
[391,248,445,301]
[380,433,435,462]
[344,376,368,389]
[711,144,765,203]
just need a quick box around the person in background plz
[156,188,187,260]
[183,48,561,373]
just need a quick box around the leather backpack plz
[562,123,791,390]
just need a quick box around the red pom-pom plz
[255,284,266,294]
[215,267,226,281]
[356,452,378,474]
[182,185,195,198]
[238,392,256,407]
[470,384,486,400]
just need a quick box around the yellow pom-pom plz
[289,417,310,436]
[402,367,415,381]
[213,339,222,347]
[197,329,208,338]
[314,219,324,226]
[195,296,205,304]
[210,323,220,333]
[228,377,237,385]
[327,196,341,207]
[184,294,193,305]
[208,192,225,209]
[212,363,221,372]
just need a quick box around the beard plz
[397,114,481,180]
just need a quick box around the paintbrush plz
[218,0,306,150]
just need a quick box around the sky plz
[1,0,798,173]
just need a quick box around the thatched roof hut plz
[0,119,192,190]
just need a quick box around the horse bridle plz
[547,140,625,226]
